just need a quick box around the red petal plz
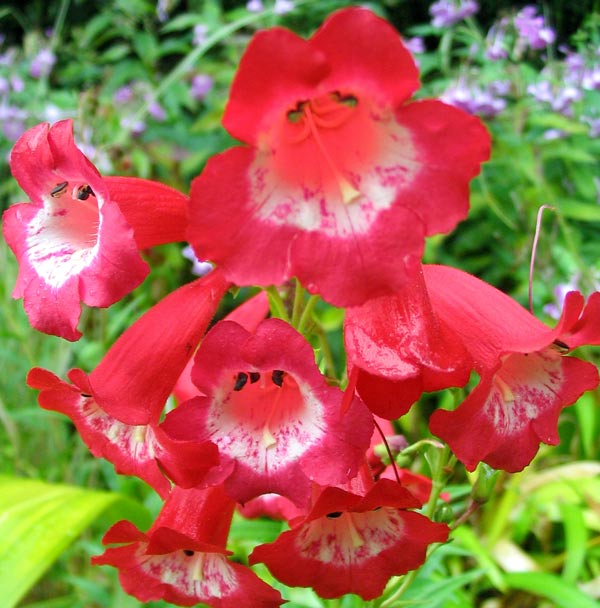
[89,269,230,424]
[104,177,188,248]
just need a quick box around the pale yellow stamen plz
[494,375,515,402]
[303,105,361,205]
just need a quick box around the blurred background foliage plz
[1,0,600,606]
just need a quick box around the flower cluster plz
[4,7,600,605]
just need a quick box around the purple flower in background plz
[583,116,600,138]
[121,116,146,136]
[515,6,555,51]
[113,85,134,105]
[405,36,425,55]
[544,278,581,319]
[147,100,167,121]
[274,0,294,14]
[0,48,16,67]
[430,0,478,28]
[190,74,214,101]
[441,80,506,117]
[582,65,600,90]
[246,0,263,12]
[0,76,8,95]
[0,103,27,141]
[10,75,24,92]
[527,80,582,116]
[193,24,208,47]
[29,48,56,78]
[485,21,508,60]
[182,245,213,276]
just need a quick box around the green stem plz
[265,286,290,322]
[297,294,319,335]
[291,279,305,328]
[49,0,71,53]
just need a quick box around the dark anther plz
[233,372,248,391]
[331,91,358,107]
[183,549,195,556]
[249,372,260,384]
[287,100,308,123]
[553,339,570,353]
[76,184,95,200]
[372,506,382,511]
[272,370,285,387]
[326,511,343,519]
[80,393,92,398]
[50,181,68,198]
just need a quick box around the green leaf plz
[0,476,130,608]
[560,502,588,584]
[558,199,600,222]
[504,572,598,608]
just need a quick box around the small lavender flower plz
[430,0,478,28]
[0,104,27,141]
[543,279,580,319]
[10,75,24,92]
[29,48,56,78]
[193,24,208,47]
[514,6,555,51]
[583,116,600,138]
[527,80,582,116]
[182,245,213,276]
[485,22,508,61]
[190,74,214,101]
[0,48,16,67]
[543,128,566,141]
[121,116,146,136]
[0,76,8,95]
[441,80,506,117]
[147,100,167,121]
[113,85,134,105]
[404,36,425,55]
[274,0,294,14]
[246,0,264,12]
[582,65,600,90]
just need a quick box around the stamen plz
[494,375,515,402]
[342,514,364,548]
[249,371,260,384]
[272,369,285,387]
[326,511,343,519]
[50,181,68,198]
[552,339,570,354]
[183,549,195,556]
[233,372,248,391]
[76,184,95,200]
[303,104,361,205]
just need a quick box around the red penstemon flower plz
[249,475,449,600]
[3,119,188,340]
[423,264,600,471]
[345,261,473,418]
[26,270,230,494]
[93,486,284,607]
[159,318,374,507]
[187,7,491,306]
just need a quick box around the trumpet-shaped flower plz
[424,265,600,471]
[345,262,472,418]
[249,478,448,599]
[3,120,188,340]
[26,271,230,495]
[188,7,490,306]
[160,318,374,506]
[93,486,283,607]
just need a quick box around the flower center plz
[284,91,362,205]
